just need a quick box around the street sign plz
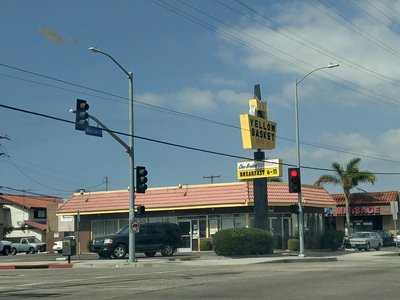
[390,201,398,220]
[131,222,140,233]
[85,125,103,137]
[237,159,282,180]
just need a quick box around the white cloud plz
[217,1,400,108]
[137,88,251,113]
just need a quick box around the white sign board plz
[390,201,398,220]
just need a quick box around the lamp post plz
[88,47,136,262]
[295,63,339,257]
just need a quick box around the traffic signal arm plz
[88,114,131,155]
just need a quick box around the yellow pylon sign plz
[240,98,276,150]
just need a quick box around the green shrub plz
[320,230,345,250]
[287,238,299,251]
[200,238,213,251]
[305,232,323,249]
[212,228,273,256]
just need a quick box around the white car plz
[394,234,400,246]
[52,236,75,253]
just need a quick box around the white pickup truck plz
[10,237,46,255]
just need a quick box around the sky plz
[1,0,400,199]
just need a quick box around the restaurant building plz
[57,182,335,252]
[332,191,399,233]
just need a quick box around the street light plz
[295,63,339,258]
[88,47,136,262]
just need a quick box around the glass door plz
[191,219,200,251]
[177,220,192,252]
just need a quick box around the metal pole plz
[128,73,136,263]
[295,80,305,258]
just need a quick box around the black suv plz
[90,222,182,259]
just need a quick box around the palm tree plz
[314,158,376,235]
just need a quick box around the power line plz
[314,0,400,61]
[1,102,400,175]
[365,0,397,23]
[2,63,398,163]
[0,185,63,198]
[153,0,400,108]
[228,0,400,91]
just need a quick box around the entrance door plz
[191,219,200,251]
[177,220,192,252]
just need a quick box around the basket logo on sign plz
[237,159,282,180]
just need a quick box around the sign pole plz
[253,150,268,230]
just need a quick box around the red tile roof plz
[24,220,47,231]
[332,191,398,205]
[57,182,335,215]
[0,194,61,209]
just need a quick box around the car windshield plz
[352,232,370,238]
[27,237,41,243]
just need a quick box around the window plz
[34,209,46,219]
[221,215,234,230]
[234,214,246,229]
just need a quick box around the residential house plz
[0,194,61,249]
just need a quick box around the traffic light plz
[136,205,146,216]
[288,167,301,193]
[136,166,148,193]
[75,99,89,131]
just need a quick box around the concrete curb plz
[256,257,338,264]
[0,263,73,270]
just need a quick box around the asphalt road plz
[0,251,399,299]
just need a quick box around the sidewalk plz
[2,249,397,270]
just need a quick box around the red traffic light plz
[290,169,299,177]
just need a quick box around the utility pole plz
[253,85,268,231]
[203,175,221,184]
[104,176,109,191]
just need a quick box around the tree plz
[314,158,376,235]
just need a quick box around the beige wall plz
[336,216,345,231]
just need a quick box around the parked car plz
[349,231,383,251]
[394,234,400,246]
[89,222,182,259]
[375,230,394,247]
[52,236,75,254]
[10,237,46,255]
[0,240,12,256]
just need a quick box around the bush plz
[320,230,345,251]
[287,239,299,251]
[200,238,213,251]
[212,228,273,256]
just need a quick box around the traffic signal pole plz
[295,79,305,258]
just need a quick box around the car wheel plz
[112,244,127,259]
[27,247,36,254]
[144,251,157,257]
[11,248,17,255]
[161,245,175,257]
[375,244,381,251]
[365,243,370,251]
[2,247,10,256]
